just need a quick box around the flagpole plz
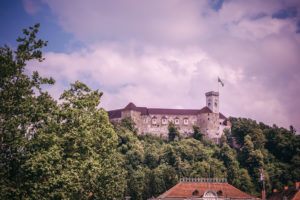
[217,77,219,93]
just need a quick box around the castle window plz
[144,118,148,123]
[175,118,179,124]
[208,118,210,120]
[162,118,167,125]
[208,102,211,106]
[184,118,188,125]
[152,117,157,124]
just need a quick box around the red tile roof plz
[268,185,300,200]
[107,109,122,118]
[107,103,228,119]
[156,182,255,199]
[291,190,300,200]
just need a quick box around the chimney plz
[295,182,300,190]
[273,189,277,193]
[284,186,288,190]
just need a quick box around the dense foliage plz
[0,24,124,200]
[1,25,299,200]
[114,117,299,199]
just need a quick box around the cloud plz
[28,40,300,131]
[25,0,300,131]
[22,0,42,15]
[41,0,209,44]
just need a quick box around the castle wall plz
[136,114,198,139]
[111,110,229,143]
[108,91,231,143]
[198,113,220,140]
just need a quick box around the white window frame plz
[175,118,179,125]
[152,117,157,124]
[183,118,188,125]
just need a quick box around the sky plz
[1,0,300,132]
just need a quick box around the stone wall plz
[109,109,229,143]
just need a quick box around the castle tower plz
[205,91,219,113]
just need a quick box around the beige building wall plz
[108,91,231,143]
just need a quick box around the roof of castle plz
[156,181,255,199]
[107,102,228,119]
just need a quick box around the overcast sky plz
[1,0,300,132]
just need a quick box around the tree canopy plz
[0,24,124,200]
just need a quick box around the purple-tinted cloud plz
[22,0,42,15]
[24,0,300,132]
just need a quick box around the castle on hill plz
[108,91,231,143]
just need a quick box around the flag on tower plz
[218,77,224,87]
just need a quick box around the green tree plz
[192,124,205,141]
[219,143,240,185]
[238,168,255,195]
[23,81,125,199]
[0,24,125,199]
[168,122,179,142]
[119,117,137,134]
[0,23,55,199]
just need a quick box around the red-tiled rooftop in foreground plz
[108,102,227,119]
[157,182,255,199]
[268,182,300,200]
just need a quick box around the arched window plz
[192,189,199,196]
[203,190,217,198]
[175,118,179,125]
[152,117,157,124]
[162,117,167,125]
[183,118,188,125]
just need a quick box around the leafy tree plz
[119,117,137,134]
[0,23,55,199]
[127,168,145,200]
[0,24,125,200]
[238,168,255,195]
[192,124,205,141]
[168,122,179,142]
[22,81,125,199]
[219,143,240,185]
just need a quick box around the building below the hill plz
[154,177,255,200]
[108,91,231,143]
[268,182,300,200]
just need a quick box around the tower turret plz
[205,91,219,113]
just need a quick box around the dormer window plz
[192,189,199,196]
[152,117,157,124]
[175,118,179,125]
[203,190,217,198]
